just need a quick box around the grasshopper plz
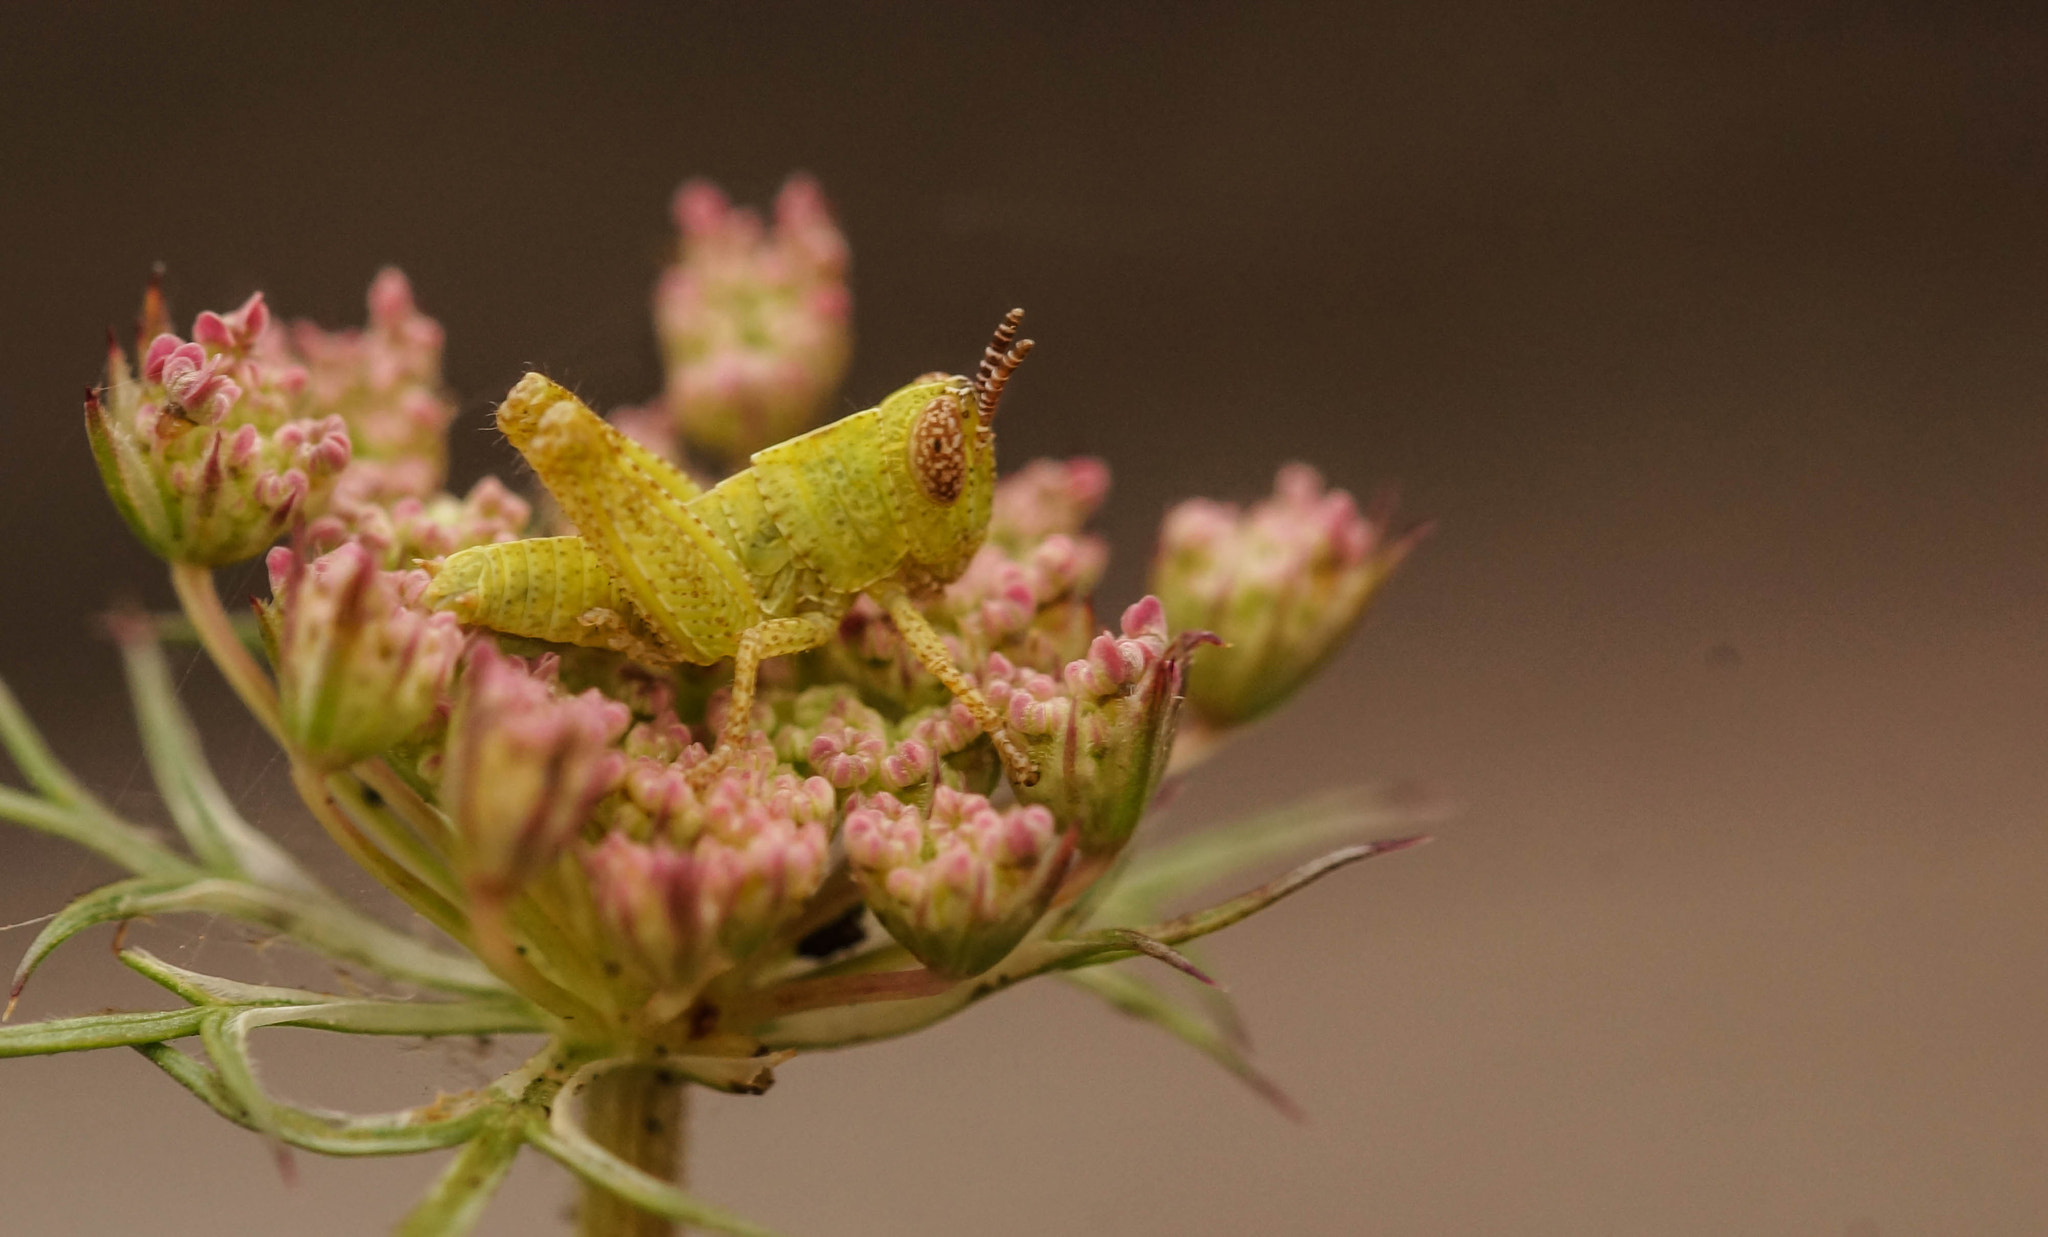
[422,310,1039,787]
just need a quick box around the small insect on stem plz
[423,311,1042,788]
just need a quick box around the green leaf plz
[394,1116,528,1237]
[1094,786,1443,927]
[1062,966,1302,1120]
[276,999,545,1037]
[9,875,193,1012]
[0,784,189,878]
[10,875,503,1004]
[183,1003,531,1160]
[1132,837,1429,946]
[116,624,325,894]
[0,668,190,877]
[757,838,1426,1051]
[0,1007,206,1057]
[0,673,113,813]
[134,1040,500,1156]
[119,947,342,1007]
[526,1059,788,1237]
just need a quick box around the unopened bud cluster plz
[655,175,852,460]
[845,787,1068,977]
[71,182,1420,1043]
[87,292,352,565]
[1153,463,1426,726]
[266,543,465,768]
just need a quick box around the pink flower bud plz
[1000,599,1215,864]
[655,174,852,461]
[87,287,358,565]
[191,292,270,353]
[989,456,1111,547]
[444,645,630,898]
[846,789,1071,978]
[1152,464,1426,726]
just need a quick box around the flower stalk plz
[577,1066,689,1237]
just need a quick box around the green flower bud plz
[1152,464,1424,726]
[267,543,465,768]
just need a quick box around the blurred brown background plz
[4,2,2047,1233]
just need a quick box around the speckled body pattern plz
[421,313,1034,783]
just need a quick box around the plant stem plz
[168,561,283,741]
[578,1065,688,1237]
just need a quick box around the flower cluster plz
[295,268,458,501]
[77,242,1418,1035]
[654,174,852,461]
[585,762,832,1007]
[86,289,352,565]
[87,273,531,570]
[23,172,1431,1234]
[265,542,464,768]
[845,787,1068,977]
[1153,463,1426,726]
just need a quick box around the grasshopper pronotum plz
[423,311,1039,787]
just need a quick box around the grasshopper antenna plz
[974,308,1033,429]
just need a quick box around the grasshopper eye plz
[909,393,968,504]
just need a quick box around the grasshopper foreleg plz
[876,587,1040,788]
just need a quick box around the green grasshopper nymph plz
[422,310,1039,788]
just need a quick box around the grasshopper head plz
[884,309,1033,589]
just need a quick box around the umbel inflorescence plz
[0,175,1430,1236]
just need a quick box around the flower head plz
[655,174,851,460]
[845,787,1070,978]
[442,645,631,898]
[87,291,348,566]
[988,456,1111,551]
[309,475,532,570]
[293,267,456,501]
[988,597,1212,868]
[1152,464,1424,726]
[584,768,830,1004]
[266,542,465,768]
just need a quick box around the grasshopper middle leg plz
[689,613,838,789]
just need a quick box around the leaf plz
[1093,786,1445,927]
[756,838,1426,1052]
[184,1002,531,1165]
[276,999,544,1037]
[9,875,193,1014]
[134,1040,500,1156]
[0,783,189,879]
[0,1007,206,1057]
[0,667,189,877]
[115,623,326,894]
[1136,837,1430,946]
[525,1059,789,1237]
[1085,929,1219,987]
[1062,966,1303,1121]
[120,947,339,1007]
[393,1116,527,1237]
[10,875,503,1007]
[0,673,113,813]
